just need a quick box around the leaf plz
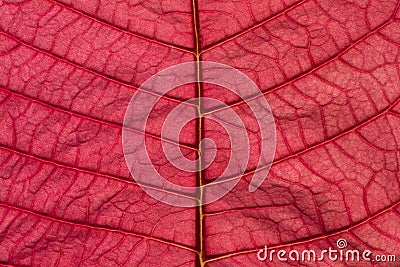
[0,0,399,266]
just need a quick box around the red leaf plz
[0,0,400,266]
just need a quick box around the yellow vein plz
[191,0,205,266]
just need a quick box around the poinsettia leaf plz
[0,0,399,266]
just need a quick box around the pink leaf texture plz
[0,0,400,266]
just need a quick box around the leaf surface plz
[0,0,400,266]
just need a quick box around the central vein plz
[191,0,205,266]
